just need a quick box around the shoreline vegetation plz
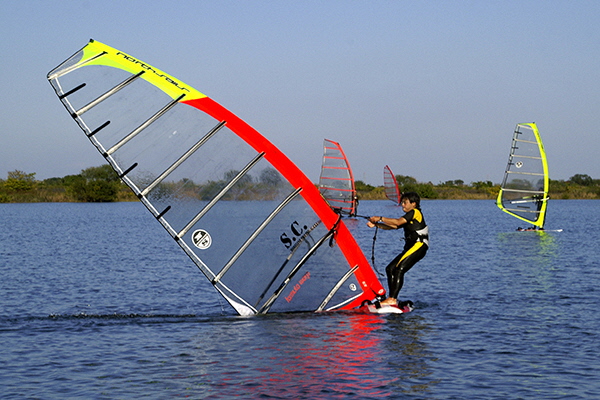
[1,166,599,203]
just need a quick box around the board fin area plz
[362,300,414,314]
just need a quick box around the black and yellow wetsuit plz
[386,208,429,299]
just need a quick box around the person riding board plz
[367,192,429,307]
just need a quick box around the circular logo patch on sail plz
[192,229,212,249]
[515,161,524,168]
[349,283,357,291]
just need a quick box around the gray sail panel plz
[47,41,378,315]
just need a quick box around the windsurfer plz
[367,192,428,307]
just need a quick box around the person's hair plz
[401,191,421,208]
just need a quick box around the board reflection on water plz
[184,312,435,398]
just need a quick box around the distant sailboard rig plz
[497,123,550,230]
[47,40,385,316]
[383,165,401,205]
[318,139,358,217]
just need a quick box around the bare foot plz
[380,298,397,306]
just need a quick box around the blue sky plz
[1,1,598,186]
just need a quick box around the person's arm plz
[367,215,407,229]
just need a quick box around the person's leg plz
[383,244,427,304]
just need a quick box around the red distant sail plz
[318,139,358,216]
[383,165,401,205]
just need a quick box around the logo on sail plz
[192,229,212,249]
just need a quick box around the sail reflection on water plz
[185,313,435,398]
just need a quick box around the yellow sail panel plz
[497,123,549,229]
[49,39,206,102]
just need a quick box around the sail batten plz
[141,120,226,197]
[106,94,185,156]
[59,83,86,99]
[514,139,538,145]
[511,156,542,161]
[258,218,339,314]
[47,40,384,315]
[497,123,549,229]
[212,187,302,285]
[317,265,358,312]
[502,188,545,194]
[177,151,266,239]
[48,50,107,81]
[507,171,544,176]
[87,121,111,137]
[75,71,145,116]
[253,219,322,307]
[119,162,138,178]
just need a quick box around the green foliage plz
[5,170,36,191]
[69,179,119,202]
[569,174,593,186]
[395,175,417,189]
[394,175,438,198]
[412,182,439,199]
[260,168,282,186]
[471,181,493,189]
[440,179,465,187]
[1,166,599,203]
[224,169,253,185]
[355,180,375,191]
[42,177,65,186]
[80,164,120,182]
[66,165,121,202]
[506,178,533,190]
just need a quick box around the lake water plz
[1,200,598,399]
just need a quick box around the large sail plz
[383,165,401,205]
[318,139,357,216]
[47,40,384,315]
[497,123,549,229]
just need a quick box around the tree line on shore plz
[1,165,599,203]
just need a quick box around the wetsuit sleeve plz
[402,209,415,224]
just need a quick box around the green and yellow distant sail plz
[497,123,549,229]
